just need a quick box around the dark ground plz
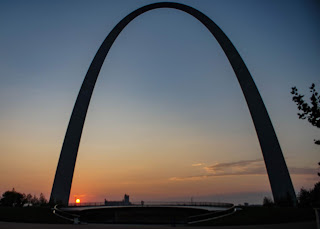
[0,221,317,229]
[0,206,316,226]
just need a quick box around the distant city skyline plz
[0,0,319,205]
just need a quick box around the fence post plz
[315,208,320,229]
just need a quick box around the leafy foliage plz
[39,193,47,206]
[0,189,47,207]
[291,83,320,144]
[262,182,320,208]
[262,196,274,207]
[291,83,320,176]
[0,189,25,207]
[297,182,320,207]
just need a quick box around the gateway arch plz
[50,2,296,206]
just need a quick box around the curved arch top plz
[50,2,296,206]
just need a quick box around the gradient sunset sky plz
[0,0,319,205]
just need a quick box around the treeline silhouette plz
[0,188,48,207]
[263,182,320,207]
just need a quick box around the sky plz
[0,0,319,205]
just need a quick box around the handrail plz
[67,201,233,207]
[52,205,81,224]
[188,205,238,224]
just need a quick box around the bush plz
[0,189,48,207]
[263,197,274,207]
[298,182,320,207]
[0,189,25,207]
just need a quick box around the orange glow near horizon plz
[75,198,81,204]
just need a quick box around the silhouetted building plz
[124,194,129,205]
[105,194,131,206]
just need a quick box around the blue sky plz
[0,0,319,204]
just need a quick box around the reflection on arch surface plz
[50,2,296,206]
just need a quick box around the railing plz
[68,202,105,207]
[187,205,237,224]
[68,201,233,208]
[52,205,81,224]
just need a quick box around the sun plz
[75,198,81,204]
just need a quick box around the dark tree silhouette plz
[297,182,320,207]
[0,188,25,207]
[291,83,320,145]
[31,195,39,206]
[24,193,32,204]
[0,189,48,207]
[291,83,320,176]
[39,193,48,206]
[263,196,274,207]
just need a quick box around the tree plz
[24,193,33,204]
[39,193,48,206]
[291,83,320,176]
[297,182,320,207]
[31,195,39,206]
[0,190,48,207]
[298,187,312,207]
[0,188,25,207]
[313,182,320,207]
[263,196,274,207]
[291,83,320,144]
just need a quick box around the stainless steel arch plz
[50,2,296,206]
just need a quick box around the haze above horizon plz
[0,0,319,205]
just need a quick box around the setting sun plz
[0,0,318,209]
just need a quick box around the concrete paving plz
[0,221,316,229]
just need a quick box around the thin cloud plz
[289,167,316,175]
[192,163,204,167]
[169,176,208,181]
[73,194,86,197]
[204,159,263,173]
[170,159,316,181]
[204,159,264,175]
[169,169,266,181]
